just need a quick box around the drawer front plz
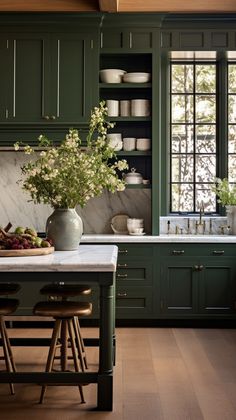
[116,261,153,286]
[160,244,236,257]
[116,286,153,318]
[118,244,154,259]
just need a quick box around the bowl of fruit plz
[0,223,54,256]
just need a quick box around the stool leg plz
[68,318,85,403]
[60,319,68,372]
[40,319,61,404]
[72,317,86,371]
[76,318,88,369]
[0,317,15,395]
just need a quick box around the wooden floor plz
[1,327,236,419]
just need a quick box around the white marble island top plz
[0,245,118,272]
[81,234,236,243]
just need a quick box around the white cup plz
[131,99,150,117]
[123,137,136,151]
[106,100,119,116]
[133,227,144,234]
[136,138,151,151]
[127,218,144,231]
[120,100,131,117]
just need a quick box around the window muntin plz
[170,63,217,213]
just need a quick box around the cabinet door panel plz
[7,36,49,123]
[162,260,197,314]
[199,260,236,314]
[51,35,92,123]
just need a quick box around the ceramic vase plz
[46,208,83,250]
[226,205,236,234]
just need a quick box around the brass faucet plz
[199,201,205,225]
[195,201,205,234]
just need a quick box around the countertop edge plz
[81,234,236,243]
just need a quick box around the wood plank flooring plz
[0,327,236,419]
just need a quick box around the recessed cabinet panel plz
[161,260,197,314]
[199,262,236,314]
[7,37,47,123]
[50,36,93,123]
[130,30,153,49]
[101,30,123,49]
[116,287,153,318]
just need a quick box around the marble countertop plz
[81,234,236,243]
[0,245,118,272]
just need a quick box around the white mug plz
[131,99,150,117]
[123,137,136,151]
[106,100,119,116]
[120,100,131,117]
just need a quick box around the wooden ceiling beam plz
[119,0,236,12]
[0,1,99,12]
[99,0,119,12]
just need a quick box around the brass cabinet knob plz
[193,265,199,271]
[198,265,204,271]
[51,115,56,120]
[43,115,50,120]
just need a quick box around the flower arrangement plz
[212,178,236,206]
[14,101,128,208]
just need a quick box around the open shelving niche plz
[99,53,152,195]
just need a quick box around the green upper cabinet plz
[0,31,98,125]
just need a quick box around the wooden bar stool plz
[40,283,91,371]
[33,300,92,404]
[0,283,20,395]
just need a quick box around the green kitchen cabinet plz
[0,32,97,126]
[160,244,236,318]
[198,258,236,315]
[160,257,198,315]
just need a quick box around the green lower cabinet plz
[198,258,236,315]
[160,245,236,319]
[161,258,198,315]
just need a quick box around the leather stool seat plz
[34,301,92,318]
[0,283,20,296]
[40,283,91,299]
[0,298,19,315]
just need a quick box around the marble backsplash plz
[0,152,152,234]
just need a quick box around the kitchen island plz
[0,244,118,411]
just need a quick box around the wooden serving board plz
[0,246,54,257]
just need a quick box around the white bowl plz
[136,138,151,151]
[100,69,126,83]
[123,72,151,83]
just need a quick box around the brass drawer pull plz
[118,249,128,254]
[213,250,225,255]
[117,292,127,297]
[117,274,128,278]
[118,263,128,268]
[198,265,204,271]
[172,250,185,255]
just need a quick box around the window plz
[170,62,217,213]
[228,64,236,183]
